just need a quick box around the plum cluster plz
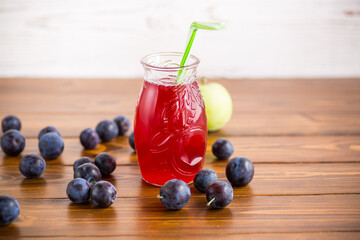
[158,138,254,210]
[38,126,64,160]
[1,115,25,157]
[0,115,125,225]
[67,153,118,208]
[0,116,67,225]
[1,116,66,181]
[1,115,65,161]
[79,115,132,150]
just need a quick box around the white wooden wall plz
[0,0,359,78]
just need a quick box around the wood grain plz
[0,195,359,238]
[0,78,359,238]
[2,111,360,137]
[1,79,359,137]
[6,233,360,240]
[1,163,360,199]
[1,135,359,166]
[0,79,359,114]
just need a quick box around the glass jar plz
[135,52,207,186]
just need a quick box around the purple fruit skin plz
[226,157,254,187]
[159,179,191,210]
[38,126,61,140]
[95,120,119,142]
[0,195,19,226]
[129,132,135,151]
[212,138,234,160]
[80,128,100,149]
[114,116,130,136]
[2,115,21,133]
[66,178,91,203]
[73,157,94,172]
[74,163,102,183]
[19,154,46,178]
[38,132,64,160]
[206,181,233,209]
[194,169,218,193]
[1,130,25,156]
[91,181,117,208]
[95,152,116,176]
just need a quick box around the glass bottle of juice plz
[135,52,207,186]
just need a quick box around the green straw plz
[176,21,225,83]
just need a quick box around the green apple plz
[199,78,233,132]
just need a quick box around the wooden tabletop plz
[0,78,359,239]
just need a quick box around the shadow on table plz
[0,222,21,237]
[1,154,21,165]
[20,177,47,187]
[66,201,118,221]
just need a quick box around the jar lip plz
[140,52,200,71]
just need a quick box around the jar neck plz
[141,52,199,86]
[143,67,198,86]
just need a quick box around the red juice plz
[134,79,207,186]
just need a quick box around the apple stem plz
[157,195,165,199]
[201,77,207,85]
[207,197,215,206]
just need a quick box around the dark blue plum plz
[79,128,100,150]
[1,115,21,133]
[91,181,117,208]
[74,163,102,183]
[94,152,116,176]
[73,157,94,172]
[0,195,19,226]
[38,132,64,160]
[114,115,130,136]
[226,157,254,187]
[129,132,135,151]
[66,178,91,203]
[206,181,233,209]
[159,179,191,210]
[95,120,119,143]
[212,138,234,160]
[38,126,61,140]
[194,169,218,193]
[1,130,25,156]
[19,154,46,178]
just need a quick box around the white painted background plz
[0,0,360,79]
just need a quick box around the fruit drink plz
[135,53,207,186]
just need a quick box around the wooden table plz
[0,78,359,239]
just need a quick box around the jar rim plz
[140,52,200,72]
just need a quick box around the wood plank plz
[0,136,137,166]
[0,78,359,239]
[4,112,360,137]
[1,111,359,137]
[1,136,359,166]
[1,163,360,199]
[0,79,359,114]
[0,78,359,137]
[7,232,360,240]
[0,195,359,237]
